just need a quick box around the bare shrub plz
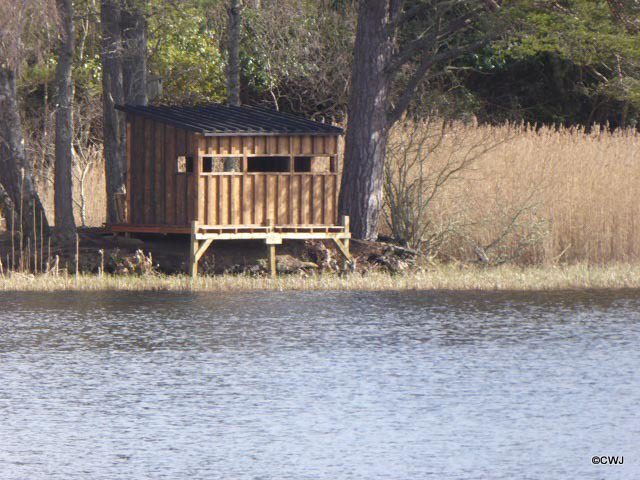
[384,120,551,264]
[384,119,503,256]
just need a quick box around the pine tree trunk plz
[224,0,242,172]
[101,0,126,224]
[54,0,77,240]
[121,0,147,105]
[227,0,241,107]
[0,67,50,240]
[338,1,399,240]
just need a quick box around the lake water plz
[0,290,638,479]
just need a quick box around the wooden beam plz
[189,220,199,278]
[265,234,283,244]
[194,232,349,241]
[342,215,350,252]
[195,238,214,263]
[110,224,191,234]
[268,242,277,277]
[331,238,351,261]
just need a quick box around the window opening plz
[177,155,194,173]
[294,156,311,172]
[202,157,213,173]
[247,156,290,172]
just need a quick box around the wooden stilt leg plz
[342,215,350,252]
[332,238,352,261]
[269,243,277,278]
[189,221,199,278]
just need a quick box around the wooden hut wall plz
[200,134,338,157]
[196,134,340,227]
[127,114,197,226]
[126,114,341,228]
[197,173,339,226]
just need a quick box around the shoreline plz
[2,263,640,292]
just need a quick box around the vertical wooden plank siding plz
[197,136,206,224]
[243,137,254,156]
[288,175,295,223]
[302,136,312,155]
[126,120,132,223]
[255,175,265,224]
[164,125,176,225]
[230,175,239,224]
[131,116,145,224]
[231,137,241,155]
[143,118,153,223]
[193,134,338,158]
[301,175,311,224]
[154,122,165,223]
[219,137,230,156]
[277,176,287,224]
[255,137,265,155]
[329,174,336,224]
[220,176,229,224]
[194,173,339,226]
[244,176,253,224]
[186,132,196,223]
[124,124,343,228]
[175,128,186,225]
[278,136,288,154]
[313,136,323,155]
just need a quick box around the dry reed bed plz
[3,263,640,291]
[388,122,640,264]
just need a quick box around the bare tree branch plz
[388,37,490,125]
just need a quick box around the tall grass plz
[3,264,640,291]
[36,149,106,228]
[386,122,640,265]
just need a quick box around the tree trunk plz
[226,0,241,107]
[338,1,495,240]
[0,67,50,240]
[121,0,147,105]
[0,182,16,233]
[54,0,77,240]
[338,1,399,240]
[224,0,242,172]
[101,0,127,224]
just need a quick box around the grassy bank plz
[3,263,640,292]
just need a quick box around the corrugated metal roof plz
[115,104,343,136]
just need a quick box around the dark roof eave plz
[115,103,344,136]
[201,130,343,137]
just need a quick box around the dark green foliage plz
[458,0,640,128]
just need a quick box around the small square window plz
[294,156,311,172]
[177,155,194,173]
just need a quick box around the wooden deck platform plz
[110,216,351,277]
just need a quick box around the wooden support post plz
[332,238,352,261]
[189,220,199,278]
[265,230,282,278]
[342,215,350,252]
[195,238,214,263]
[268,243,277,278]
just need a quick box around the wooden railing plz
[197,173,339,226]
